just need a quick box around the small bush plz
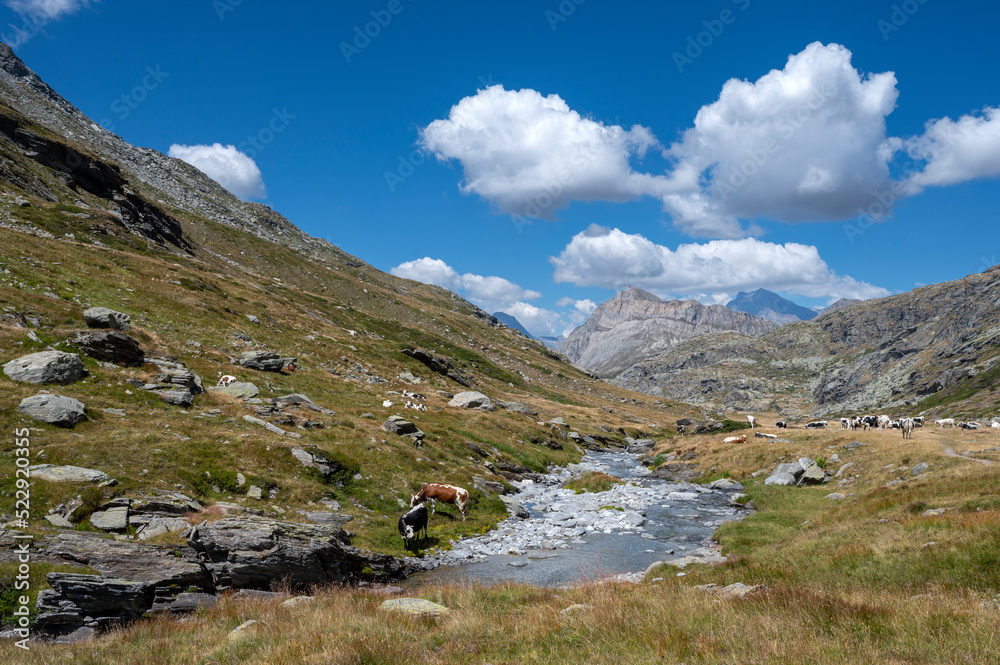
[719,420,752,433]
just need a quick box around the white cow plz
[877,415,891,430]
[900,418,914,439]
[992,422,1000,429]
[935,418,955,429]
[747,415,756,429]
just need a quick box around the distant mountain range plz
[558,287,777,378]
[725,288,817,324]
[493,312,532,338]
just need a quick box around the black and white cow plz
[398,503,428,549]
[805,421,828,429]
[775,421,787,429]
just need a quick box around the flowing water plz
[405,450,748,588]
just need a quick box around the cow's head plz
[402,524,415,540]
[410,494,420,507]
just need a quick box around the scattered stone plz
[19,394,87,427]
[912,462,929,475]
[922,508,951,517]
[381,415,424,439]
[45,514,74,528]
[708,478,744,492]
[136,517,190,540]
[101,408,127,417]
[247,486,263,500]
[447,391,494,411]
[499,495,530,519]
[378,598,450,618]
[67,330,143,365]
[246,315,260,324]
[228,619,261,640]
[826,493,847,500]
[281,596,315,608]
[496,400,538,416]
[844,441,864,450]
[798,465,828,485]
[764,472,797,487]
[694,582,763,599]
[835,462,855,478]
[3,350,83,384]
[83,307,131,331]
[661,546,725,569]
[273,393,313,405]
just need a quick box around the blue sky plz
[5,0,1000,336]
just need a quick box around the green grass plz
[564,471,624,494]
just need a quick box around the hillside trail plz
[939,445,998,466]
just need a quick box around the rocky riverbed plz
[410,451,750,587]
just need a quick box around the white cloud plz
[391,257,563,334]
[5,0,92,21]
[419,85,665,220]
[904,107,1000,190]
[168,143,266,200]
[422,43,1000,238]
[550,225,889,301]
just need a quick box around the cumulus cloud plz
[419,85,666,220]
[550,225,889,301]
[421,43,1000,238]
[5,0,92,21]
[904,107,1000,190]
[168,143,266,200]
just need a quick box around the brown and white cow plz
[411,483,469,521]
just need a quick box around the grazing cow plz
[935,418,955,429]
[912,416,925,428]
[805,421,828,429]
[877,415,891,430]
[404,401,427,412]
[217,374,237,387]
[900,418,914,439]
[840,418,850,430]
[861,415,879,430]
[746,415,756,429]
[889,420,901,429]
[411,483,469,521]
[775,421,787,429]
[850,416,864,431]
[398,503,428,549]
[402,390,426,401]
[958,422,979,430]
[723,435,747,444]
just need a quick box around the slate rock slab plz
[29,465,107,483]
[209,381,259,399]
[19,394,87,427]
[238,351,286,372]
[4,351,83,384]
[83,307,131,331]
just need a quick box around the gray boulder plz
[499,495,530,519]
[798,465,828,485]
[708,478,744,491]
[68,330,143,365]
[19,394,87,427]
[448,391,494,411]
[773,462,805,480]
[912,462,929,475]
[3,351,83,384]
[83,307,131,331]
[90,506,129,532]
[187,516,406,587]
[381,415,423,438]
[237,351,287,372]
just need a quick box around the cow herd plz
[737,413,999,438]
[398,482,470,550]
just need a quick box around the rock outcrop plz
[68,330,143,365]
[18,394,87,427]
[83,307,131,331]
[448,391,494,411]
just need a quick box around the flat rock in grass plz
[45,514,74,528]
[378,598,450,618]
[29,465,107,483]
[694,582,763,599]
[3,350,83,384]
[662,547,725,569]
[912,462,929,475]
[19,394,87,427]
[157,389,194,407]
[209,381,259,399]
[281,596,315,608]
[447,391,494,411]
[273,393,313,405]
[83,307,131,331]
[137,517,190,540]
[381,415,422,437]
[228,619,261,640]
[68,330,143,366]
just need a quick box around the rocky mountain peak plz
[614,286,662,303]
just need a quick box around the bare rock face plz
[187,516,406,588]
[447,391,494,411]
[3,350,83,384]
[559,287,777,378]
[238,350,287,372]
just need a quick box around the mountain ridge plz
[726,288,817,324]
